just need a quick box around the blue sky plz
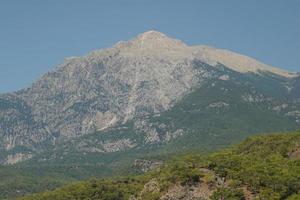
[0,0,299,93]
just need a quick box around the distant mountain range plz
[0,30,300,167]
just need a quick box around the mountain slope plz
[1,63,299,199]
[0,30,299,165]
[29,62,299,165]
[18,130,300,200]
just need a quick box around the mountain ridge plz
[55,30,297,77]
[0,30,299,166]
[101,30,297,77]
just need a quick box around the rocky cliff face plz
[0,31,207,151]
[0,31,299,164]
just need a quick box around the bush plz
[210,187,245,200]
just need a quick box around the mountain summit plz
[0,31,299,165]
[114,31,296,77]
[132,30,187,49]
[112,30,189,59]
[135,30,177,43]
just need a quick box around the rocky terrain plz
[0,31,299,165]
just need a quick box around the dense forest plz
[17,130,300,200]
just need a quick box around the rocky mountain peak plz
[136,30,167,40]
[134,30,186,47]
[0,30,299,160]
[109,31,297,78]
[113,31,189,58]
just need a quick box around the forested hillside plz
[18,130,300,200]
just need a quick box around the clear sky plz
[0,0,299,93]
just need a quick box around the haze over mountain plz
[0,31,299,166]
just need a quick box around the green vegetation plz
[0,164,120,199]
[210,188,245,200]
[18,130,300,200]
[209,133,300,199]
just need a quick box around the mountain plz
[1,30,300,199]
[18,130,300,200]
[0,31,300,166]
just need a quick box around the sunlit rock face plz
[0,31,298,162]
